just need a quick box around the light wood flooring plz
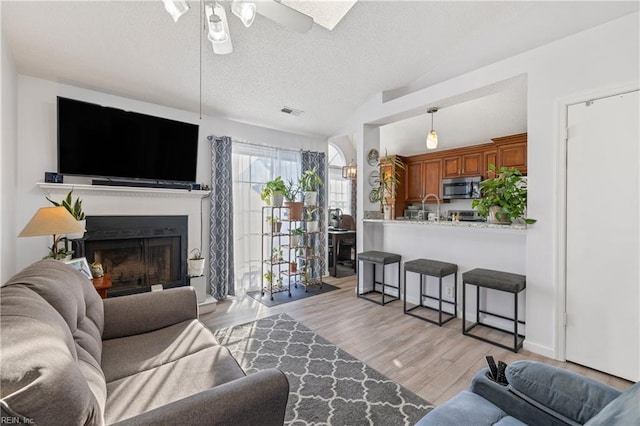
[199,275,633,406]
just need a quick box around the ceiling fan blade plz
[256,0,313,33]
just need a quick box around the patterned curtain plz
[301,151,326,279]
[209,136,234,299]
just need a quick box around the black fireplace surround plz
[78,215,188,297]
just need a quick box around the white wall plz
[339,12,639,358]
[9,76,327,277]
[1,33,18,283]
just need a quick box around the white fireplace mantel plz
[37,183,211,199]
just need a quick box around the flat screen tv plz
[57,96,199,184]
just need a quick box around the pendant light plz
[426,107,439,150]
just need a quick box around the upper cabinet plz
[396,133,527,207]
[442,151,483,178]
[493,133,527,175]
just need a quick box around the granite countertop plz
[362,218,528,230]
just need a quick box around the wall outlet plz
[446,286,454,298]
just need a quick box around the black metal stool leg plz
[438,276,443,325]
[514,291,518,352]
[403,267,407,313]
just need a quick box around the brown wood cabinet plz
[397,133,527,207]
[442,152,483,178]
[493,133,527,175]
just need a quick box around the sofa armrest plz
[470,368,569,426]
[102,287,198,340]
[505,361,621,425]
[111,368,289,426]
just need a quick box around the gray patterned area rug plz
[213,313,433,425]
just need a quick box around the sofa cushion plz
[415,390,526,426]
[585,380,640,425]
[506,361,621,425]
[0,284,106,425]
[104,344,246,424]
[101,320,221,382]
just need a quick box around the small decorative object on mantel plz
[46,189,86,240]
[187,248,206,277]
[472,164,536,225]
[89,262,104,278]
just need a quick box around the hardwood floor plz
[199,275,633,406]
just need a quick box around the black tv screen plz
[57,96,199,183]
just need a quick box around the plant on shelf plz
[370,152,405,214]
[260,176,287,206]
[263,270,274,285]
[299,166,323,206]
[290,227,305,247]
[271,247,283,263]
[46,189,86,239]
[276,274,284,288]
[187,248,206,277]
[265,216,282,234]
[283,179,304,220]
[305,207,319,232]
[471,164,536,224]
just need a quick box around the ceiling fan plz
[163,0,313,54]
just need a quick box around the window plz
[328,144,351,214]
[232,142,300,294]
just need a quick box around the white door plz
[566,90,639,381]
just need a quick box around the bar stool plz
[404,258,458,326]
[462,268,526,352]
[357,251,401,305]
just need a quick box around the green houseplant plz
[370,153,405,216]
[261,176,287,206]
[471,164,536,224]
[46,189,86,240]
[283,179,303,220]
[299,167,323,206]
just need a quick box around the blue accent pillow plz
[585,380,640,425]
[506,361,620,424]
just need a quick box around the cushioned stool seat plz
[357,251,401,306]
[462,268,526,352]
[404,259,458,326]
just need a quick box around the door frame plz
[555,83,639,361]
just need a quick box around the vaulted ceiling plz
[2,1,638,149]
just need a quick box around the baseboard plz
[522,340,555,358]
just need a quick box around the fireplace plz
[80,215,188,297]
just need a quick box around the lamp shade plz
[426,130,438,149]
[342,162,357,179]
[162,0,190,22]
[18,207,85,237]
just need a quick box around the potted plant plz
[260,176,287,207]
[289,261,297,274]
[187,248,206,277]
[289,227,305,247]
[271,246,283,263]
[370,153,405,218]
[283,179,303,220]
[471,164,536,224]
[299,166,323,206]
[46,189,86,239]
[265,216,282,234]
[263,270,274,286]
[305,207,319,233]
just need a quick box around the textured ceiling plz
[2,1,638,145]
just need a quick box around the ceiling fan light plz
[426,130,438,149]
[232,1,256,27]
[162,0,190,22]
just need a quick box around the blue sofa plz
[416,360,639,425]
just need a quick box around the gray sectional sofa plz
[416,360,639,425]
[0,259,289,425]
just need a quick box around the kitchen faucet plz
[422,193,441,221]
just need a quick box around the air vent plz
[281,106,304,117]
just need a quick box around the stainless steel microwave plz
[442,176,482,200]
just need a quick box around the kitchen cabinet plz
[405,161,423,202]
[484,149,497,178]
[442,152,483,178]
[423,159,442,200]
[493,133,527,175]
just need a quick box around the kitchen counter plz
[363,218,528,231]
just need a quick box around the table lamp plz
[18,206,85,258]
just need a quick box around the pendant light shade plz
[426,107,439,150]
[342,160,357,179]
[162,0,190,22]
[232,1,257,27]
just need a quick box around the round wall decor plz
[367,148,379,166]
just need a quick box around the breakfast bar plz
[360,218,528,334]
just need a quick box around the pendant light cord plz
[199,0,203,119]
